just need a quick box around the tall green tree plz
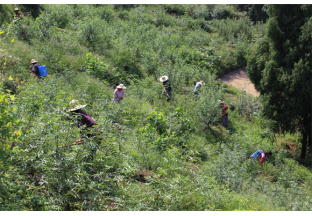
[247,5,312,159]
[234,4,269,23]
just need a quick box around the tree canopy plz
[247,4,312,158]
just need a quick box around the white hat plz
[116,84,126,89]
[199,80,205,85]
[67,99,87,112]
[31,59,37,64]
[218,100,224,104]
[159,75,168,82]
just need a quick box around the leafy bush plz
[217,17,253,38]
[77,17,114,52]
[96,5,116,22]
[44,5,73,29]
[85,53,110,80]
[111,48,144,83]
[0,4,14,26]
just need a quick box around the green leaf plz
[11,38,14,43]
[8,76,13,81]
[0,149,7,163]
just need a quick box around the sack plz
[250,149,263,159]
[38,65,48,77]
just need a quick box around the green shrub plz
[45,5,74,29]
[84,53,109,80]
[77,17,114,52]
[164,4,189,16]
[111,48,144,83]
[96,5,116,22]
[0,4,14,26]
[217,17,253,38]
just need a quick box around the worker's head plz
[218,100,224,106]
[159,76,168,83]
[67,99,87,113]
[14,8,20,14]
[30,59,37,64]
[199,80,205,85]
[265,151,272,157]
[116,84,126,90]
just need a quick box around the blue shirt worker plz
[194,80,205,93]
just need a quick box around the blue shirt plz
[194,82,201,93]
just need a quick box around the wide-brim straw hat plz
[116,84,126,89]
[218,100,224,104]
[14,8,20,11]
[199,80,205,85]
[31,59,37,64]
[67,99,87,112]
[159,75,168,82]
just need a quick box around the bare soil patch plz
[221,66,260,97]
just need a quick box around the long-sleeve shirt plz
[78,111,97,128]
[77,111,101,138]
[194,82,201,93]
[163,80,172,91]
[114,89,125,101]
[221,105,228,116]
[31,63,41,77]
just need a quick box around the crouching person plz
[249,150,272,166]
[66,100,102,161]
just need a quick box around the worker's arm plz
[30,66,36,78]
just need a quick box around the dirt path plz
[221,66,260,97]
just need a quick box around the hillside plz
[0,4,311,211]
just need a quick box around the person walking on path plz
[30,59,41,79]
[218,100,228,129]
[194,80,205,94]
[66,100,102,160]
[160,75,172,100]
[113,84,126,104]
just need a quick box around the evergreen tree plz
[247,5,312,159]
[234,4,269,23]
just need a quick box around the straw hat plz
[199,80,205,85]
[67,99,87,112]
[31,59,37,64]
[159,75,168,82]
[218,100,224,104]
[14,8,20,12]
[116,84,126,89]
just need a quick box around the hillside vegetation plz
[0,4,311,211]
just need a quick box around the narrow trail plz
[221,66,260,97]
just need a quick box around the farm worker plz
[218,100,228,129]
[14,8,23,19]
[194,80,205,94]
[66,100,102,159]
[249,150,272,166]
[160,75,172,100]
[113,84,126,104]
[30,59,41,79]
